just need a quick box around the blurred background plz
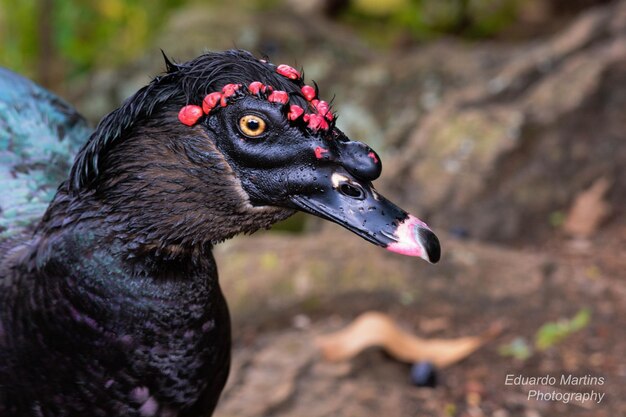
[1,0,624,416]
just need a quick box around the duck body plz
[1,220,230,416]
[0,135,234,416]
[0,50,440,416]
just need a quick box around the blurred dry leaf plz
[563,177,612,238]
[315,311,502,368]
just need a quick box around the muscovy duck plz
[0,50,440,417]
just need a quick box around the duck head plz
[68,50,439,263]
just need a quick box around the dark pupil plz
[247,119,260,131]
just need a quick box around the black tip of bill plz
[386,215,441,264]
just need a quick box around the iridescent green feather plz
[0,68,92,238]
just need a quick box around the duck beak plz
[289,176,440,264]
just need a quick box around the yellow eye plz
[238,115,266,138]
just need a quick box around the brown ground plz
[211,224,625,417]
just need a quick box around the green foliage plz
[443,403,457,417]
[0,0,525,82]
[342,0,523,44]
[498,336,532,361]
[0,0,186,80]
[499,309,592,361]
[0,0,39,77]
[535,308,591,351]
[549,210,566,228]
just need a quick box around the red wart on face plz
[202,92,222,113]
[178,60,336,133]
[276,64,301,80]
[301,85,316,101]
[178,105,204,126]
[312,100,333,122]
[288,105,305,121]
[314,146,329,159]
[307,114,329,131]
[267,90,289,104]
[248,81,266,95]
[220,84,240,107]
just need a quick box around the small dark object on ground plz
[410,361,437,388]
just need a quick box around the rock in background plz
[385,1,626,243]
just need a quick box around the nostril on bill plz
[339,182,364,199]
